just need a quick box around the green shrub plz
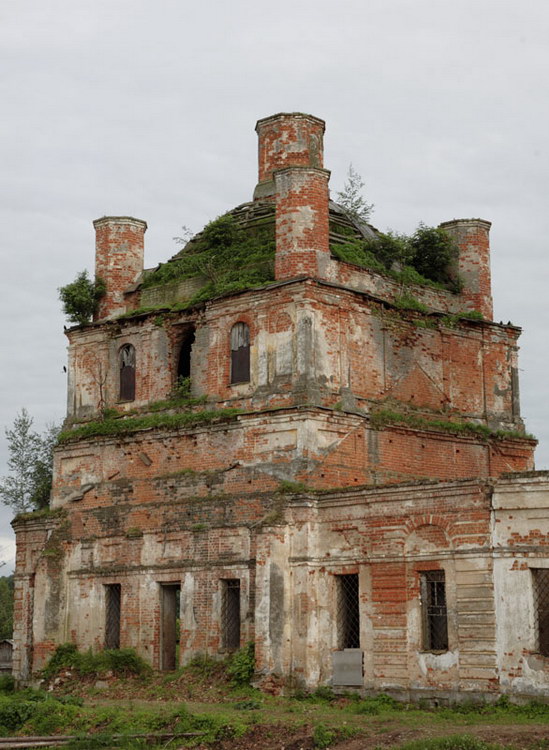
[59,271,106,326]
[313,722,336,748]
[23,698,80,735]
[311,686,337,703]
[0,701,35,733]
[141,214,275,306]
[227,642,255,686]
[352,692,402,715]
[42,644,151,679]
[0,674,15,693]
[185,652,220,678]
[393,293,430,313]
[408,224,458,286]
[332,223,460,292]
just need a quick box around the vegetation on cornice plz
[330,224,462,293]
[141,214,275,306]
[58,407,242,443]
[369,407,535,442]
[13,506,67,523]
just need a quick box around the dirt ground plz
[45,670,549,749]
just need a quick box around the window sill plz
[420,649,449,655]
[229,381,250,386]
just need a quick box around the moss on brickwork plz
[369,407,535,442]
[13,507,67,524]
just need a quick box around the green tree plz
[58,270,106,326]
[0,409,59,514]
[336,164,374,224]
[0,576,14,639]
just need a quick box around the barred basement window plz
[420,570,448,651]
[119,344,136,401]
[336,574,360,649]
[104,584,121,649]
[230,323,250,384]
[221,579,241,651]
[532,569,549,656]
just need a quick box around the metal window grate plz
[533,569,549,656]
[421,570,448,651]
[105,584,121,649]
[221,579,241,651]
[337,574,360,649]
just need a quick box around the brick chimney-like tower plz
[254,112,325,200]
[255,113,331,281]
[439,219,493,319]
[93,216,147,320]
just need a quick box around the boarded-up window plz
[336,574,360,649]
[533,569,549,656]
[230,323,250,384]
[105,584,121,649]
[119,344,136,401]
[221,579,241,651]
[421,570,448,651]
[160,583,181,670]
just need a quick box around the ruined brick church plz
[13,113,549,700]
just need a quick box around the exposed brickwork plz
[255,112,325,195]
[94,216,146,320]
[274,168,331,281]
[440,219,493,319]
[13,112,549,702]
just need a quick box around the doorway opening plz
[160,583,181,671]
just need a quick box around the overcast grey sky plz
[1,0,548,570]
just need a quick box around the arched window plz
[230,322,250,384]
[119,344,136,401]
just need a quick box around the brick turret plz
[93,216,147,320]
[274,167,331,280]
[439,218,493,319]
[254,112,325,200]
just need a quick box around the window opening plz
[119,344,136,401]
[104,584,121,649]
[230,323,250,384]
[160,583,181,670]
[533,569,549,656]
[221,579,241,651]
[420,570,448,651]
[336,574,360,649]
[177,328,195,380]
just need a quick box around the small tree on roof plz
[336,164,374,224]
[59,270,106,326]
